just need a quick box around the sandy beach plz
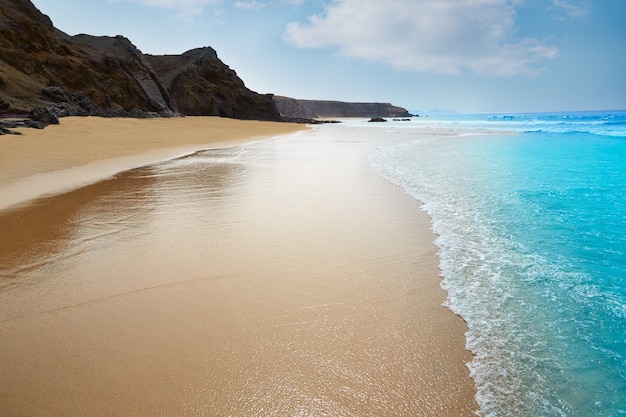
[0,117,477,416]
[0,116,306,212]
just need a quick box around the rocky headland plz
[0,0,282,133]
[0,0,412,133]
[273,96,413,119]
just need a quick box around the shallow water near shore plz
[372,111,626,416]
[0,127,476,416]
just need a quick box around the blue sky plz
[31,0,626,113]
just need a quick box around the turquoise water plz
[371,111,626,416]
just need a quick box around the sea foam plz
[371,111,626,417]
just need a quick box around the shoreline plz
[0,118,478,416]
[0,116,307,212]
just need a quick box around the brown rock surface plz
[0,0,281,130]
[146,48,280,121]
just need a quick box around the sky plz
[30,0,626,114]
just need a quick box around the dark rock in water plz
[368,117,387,123]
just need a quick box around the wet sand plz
[0,118,477,416]
[0,116,306,211]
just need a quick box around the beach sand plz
[0,117,477,416]
[0,116,306,211]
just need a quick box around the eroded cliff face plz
[146,48,281,121]
[0,0,281,125]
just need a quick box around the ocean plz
[370,111,626,416]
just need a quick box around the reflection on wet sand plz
[0,133,477,416]
[0,167,156,292]
[0,148,245,320]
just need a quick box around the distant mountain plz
[274,96,413,119]
[0,0,281,130]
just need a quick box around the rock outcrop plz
[271,96,318,119]
[0,0,412,133]
[146,48,280,121]
[0,0,281,132]
[274,96,412,119]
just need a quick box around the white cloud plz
[234,0,267,9]
[284,0,559,76]
[110,0,219,8]
[552,0,590,18]
[111,0,305,15]
[234,0,305,8]
[107,0,221,18]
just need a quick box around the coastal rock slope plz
[274,96,413,119]
[145,48,279,120]
[0,0,281,124]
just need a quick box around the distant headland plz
[0,0,411,133]
[273,96,413,119]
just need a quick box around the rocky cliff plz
[0,0,281,129]
[274,96,412,119]
[145,48,280,120]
